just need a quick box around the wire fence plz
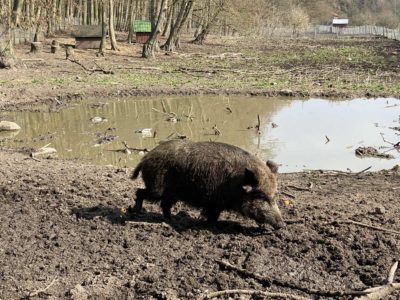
[1,23,400,46]
[0,18,81,46]
[317,25,400,41]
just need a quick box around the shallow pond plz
[1,96,399,172]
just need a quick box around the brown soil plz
[1,150,399,299]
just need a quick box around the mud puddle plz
[1,96,399,172]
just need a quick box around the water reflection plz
[2,97,399,172]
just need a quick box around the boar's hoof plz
[127,205,145,214]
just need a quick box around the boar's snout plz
[241,199,285,230]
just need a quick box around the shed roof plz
[72,25,103,38]
[332,18,349,25]
[134,20,152,33]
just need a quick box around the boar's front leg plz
[160,193,177,220]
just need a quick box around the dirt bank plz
[1,35,400,111]
[0,150,399,299]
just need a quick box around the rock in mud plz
[279,88,293,96]
[0,121,21,131]
[31,147,58,158]
[355,146,394,159]
[90,116,108,124]
[69,284,88,300]
[374,205,386,215]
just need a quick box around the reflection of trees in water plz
[3,97,293,167]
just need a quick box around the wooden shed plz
[134,20,152,44]
[332,18,349,28]
[72,25,104,49]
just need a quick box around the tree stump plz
[0,57,14,69]
[65,45,74,60]
[30,42,42,53]
[51,40,59,54]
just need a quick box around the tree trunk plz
[7,0,14,56]
[191,27,208,44]
[191,0,224,45]
[99,0,107,55]
[127,0,136,43]
[12,0,25,27]
[162,0,193,51]
[108,0,119,50]
[142,0,168,58]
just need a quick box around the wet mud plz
[0,150,399,299]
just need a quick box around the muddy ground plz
[0,150,399,299]
[1,34,400,111]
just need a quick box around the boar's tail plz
[130,162,142,180]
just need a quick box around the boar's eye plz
[242,185,253,193]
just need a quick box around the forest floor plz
[0,34,400,300]
[1,34,400,111]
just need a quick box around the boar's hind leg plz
[203,207,222,224]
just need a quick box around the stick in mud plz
[26,277,58,298]
[354,261,400,300]
[216,259,370,298]
[332,220,400,236]
[202,289,311,300]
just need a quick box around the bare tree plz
[162,0,194,51]
[192,0,226,45]
[108,0,119,50]
[98,0,107,55]
[142,0,168,58]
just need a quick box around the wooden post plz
[30,42,43,53]
[51,40,59,53]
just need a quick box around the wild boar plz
[130,140,284,229]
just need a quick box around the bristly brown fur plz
[131,140,284,228]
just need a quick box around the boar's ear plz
[266,160,278,174]
[243,168,257,193]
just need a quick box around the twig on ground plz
[281,191,296,199]
[216,260,369,298]
[125,221,170,228]
[26,277,57,298]
[201,289,311,300]
[287,185,311,192]
[331,220,400,235]
[355,166,372,175]
[380,133,399,148]
[68,58,113,74]
[93,61,114,74]
[354,261,400,300]
[388,261,398,284]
